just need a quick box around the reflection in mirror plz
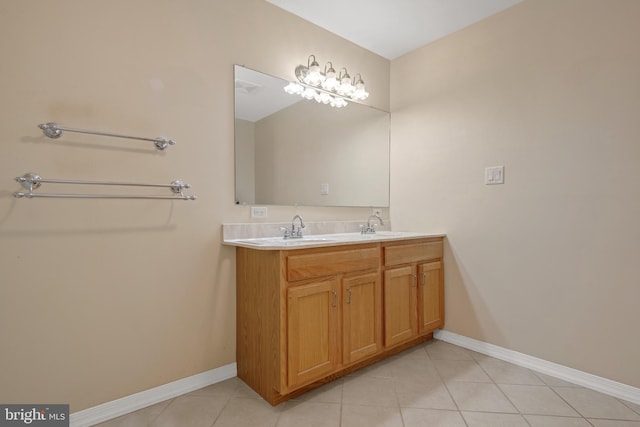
[234,65,390,207]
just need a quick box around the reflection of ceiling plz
[234,66,302,122]
[266,0,523,60]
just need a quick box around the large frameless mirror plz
[234,65,390,207]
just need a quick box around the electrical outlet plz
[250,206,267,219]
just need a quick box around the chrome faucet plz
[361,214,384,234]
[282,214,305,239]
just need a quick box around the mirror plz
[234,65,390,207]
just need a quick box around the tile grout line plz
[546,383,640,423]
[206,395,228,427]
[392,347,410,427]
[533,372,597,425]
[147,397,175,427]
[475,355,602,425]
[339,376,344,427]
[469,346,534,426]
[618,398,640,417]
[425,341,471,427]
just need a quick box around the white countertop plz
[223,231,445,250]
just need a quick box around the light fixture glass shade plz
[351,79,369,100]
[330,97,348,108]
[316,92,332,104]
[301,87,317,100]
[304,57,325,85]
[337,78,355,96]
[321,65,338,91]
[322,76,338,91]
[283,82,304,95]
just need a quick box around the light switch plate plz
[485,166,505,185]
[250,206,267,218]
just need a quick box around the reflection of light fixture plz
[283,55,369,108]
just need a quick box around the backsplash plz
[222,220,391,241]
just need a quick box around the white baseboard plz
[434,330,640,405]
[70,363,237,427]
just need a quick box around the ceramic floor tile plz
[395,376,457,410]
[94,400,172,427]
[188,377,250,399]
[150,395,227,427]
[433,359,493,383]
[534,372,582,388]
[401,408,466,427]
[211,397,283,427]
[289,377,343,403]
[499,384,580,416]
[461,411,530,427]
[387,354,439,381]
[275,401,340,427]
[193,376,263,400]
[341,404,404,427]
[446,382,518,413]
[587,420,640,427]
[349,357,396,379]
[553,387,640,420]
[621,400,640,415]
[477,358,545,385]
[342,375,399,407]
[233,378,267,399]
[398,343,431,360]
[524,415,593,426]
[425,340,475,361]
[468,350,496,362]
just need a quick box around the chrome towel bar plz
[13,192,196,200]
[13,173,197,200]
[38,122,176,151]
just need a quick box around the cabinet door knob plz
[422,272,427,286]
[412,274,417,287]
[332,291,338,308]
[347,288,352,304]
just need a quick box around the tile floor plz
[95,340,640,427]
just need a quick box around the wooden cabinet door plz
[342,272,382,365]
[418,261,444,334]
[383,266,417,347]
[287,278,340,389]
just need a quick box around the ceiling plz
[266,0,524,60]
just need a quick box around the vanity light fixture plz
[283,55,369,108]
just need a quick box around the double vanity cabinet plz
[231,234,444,405]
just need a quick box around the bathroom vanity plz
[225,231,444,405]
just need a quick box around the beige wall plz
[391,0,640,387]
[0,0,389,411]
